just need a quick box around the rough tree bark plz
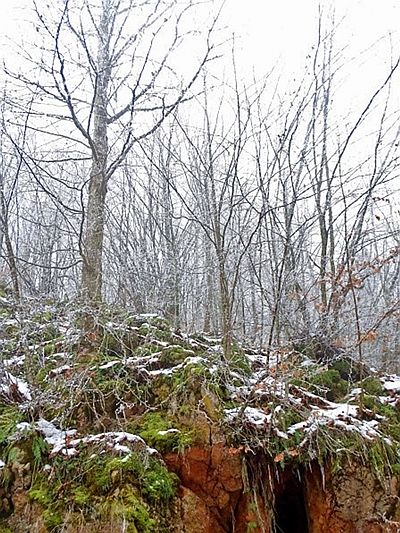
[80,2,110,303]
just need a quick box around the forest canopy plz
[0,0,399,367]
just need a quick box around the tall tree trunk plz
[80,3,110,304]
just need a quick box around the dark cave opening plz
[274,472,309,533]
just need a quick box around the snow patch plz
[98,360,120,370]
[157,429,180,436]
[225,406,271,428]
[286,403,382,442]
[36,418,77,455]
[36,419,155,459]
[1,372,32,401]
[49,365,72,376]
[3,355,26,367]
[382,380,400,393]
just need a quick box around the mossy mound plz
[0,301,400,530]
[28,445,178,532]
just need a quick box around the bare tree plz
[149,70,268,358]
[6,0,217,306]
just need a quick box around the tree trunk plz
[80,4,110,304]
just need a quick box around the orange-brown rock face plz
[165,442,244,530]
[179,486,226,533]
[4,439,400,532]
[165,442,274,533]
[234,492,272,533]
[166,441,400,533]
[304,460,400,533]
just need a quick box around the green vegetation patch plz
[309,368,349,401]
[0,405,24,446]
[361,377,384,396]
[29,445,178,532]
[131,412,196,454]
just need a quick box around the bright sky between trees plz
[0,0,399,126]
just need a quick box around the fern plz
[32,435,50,465]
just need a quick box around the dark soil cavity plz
[274,471,308,533]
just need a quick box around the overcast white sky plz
[1,0,399,63]
[0,0,399,119]
[222,0,400,126]
[224,0,399,83]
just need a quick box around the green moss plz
[146,317,170,331]
[230,351,252,378]
[183,361,208,377]
[331,359,353,379]
[134,412,195,454]
[29,444,177,532]
[366,400,400,443]
[361,377,384,396]
[201,388,221,421]
[42,508,63,531]
[135,316,171,335]
[310,369,348,401]
[0,405,24,445]
[42,344,56,356]
[98,328,141,358]
[107,494,156,533]
[130,501,156,533]
[362,394,385,412]
[32,310,54,323]
[361,395,400,443]
[134,345,161,357]
[30,481,64,531]
[137,324,152,337]
[141,467,178,504]
[92,452,178,504]
[35,367,48,384]
[30,484,55,507]
[191,333,216,344]
[152,328,173,344]
[87,454,125,495]
[144,374,174,403]
[71,485,91,508]
[159,346,193,365]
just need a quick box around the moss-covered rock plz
[27,443,179,532]
[2,302,400,532]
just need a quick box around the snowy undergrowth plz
[0,298,400,478]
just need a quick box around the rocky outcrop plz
[179,487,226,533]
[305,460,400,533]
[166,444,400,533]
[2,427,400,533]
[165,443,400,533]
[165,443,243,531]
[1,307,400,532]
